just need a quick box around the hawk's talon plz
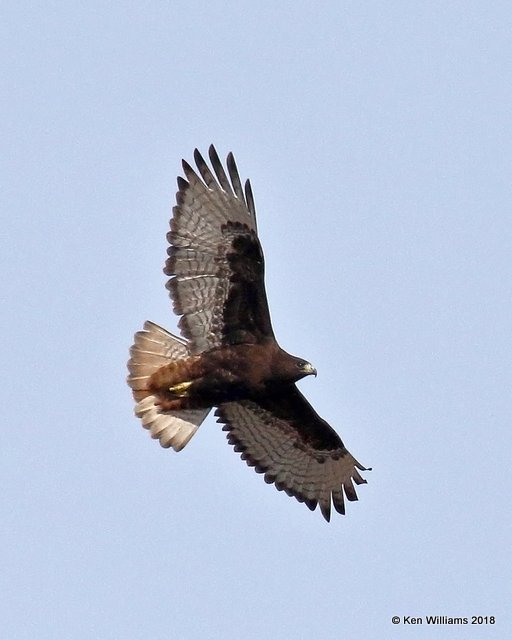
[168,380,193,397]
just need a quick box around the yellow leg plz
[168,380,193,397]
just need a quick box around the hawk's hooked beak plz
[303,362,317,378]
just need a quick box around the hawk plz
[127,146,369,521]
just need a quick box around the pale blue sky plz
[2,2,511,638]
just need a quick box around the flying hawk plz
[127,146,369,521]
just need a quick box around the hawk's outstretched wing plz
[165,145,274,354]
[215,387,368,522]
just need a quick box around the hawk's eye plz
[297,360,306,369]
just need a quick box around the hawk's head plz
[272,351,317,384]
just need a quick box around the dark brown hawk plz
[127,146,369,521]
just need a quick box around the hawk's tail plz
[127,321,209,451]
